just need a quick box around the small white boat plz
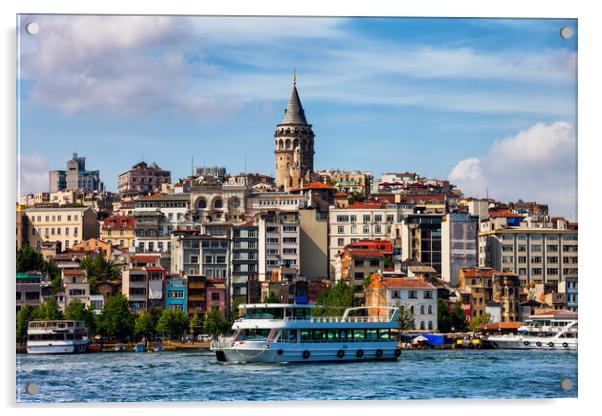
[487,310,577,350]
[27,320,89,354]
[114,343,126,352]
[211,304,401,363]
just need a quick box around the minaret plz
[274,72,315,191]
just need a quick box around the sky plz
[17,15,577,219]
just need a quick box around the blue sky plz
[17,16,577,219]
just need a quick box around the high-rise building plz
[66,153,103,192]
[441,213,479,287]
[274,75,315,191]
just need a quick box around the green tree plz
[203,307,229,337]
[263,291,280,303]
[468,313,492,332]
[134,311,155,344]
[189,314,201,339]
[80,254,122,294]
[347,193,366,204]
[451,301,468,332]
[396,307,415,331]
[96,294,133,341]
[16,305,36,344]
[44,260,63,293]
[64,300,96,335]
[33,296,63,320]
[16,244,45,273]
[437,299,453,333]
[313,281,356,317]
[156,308,187,340]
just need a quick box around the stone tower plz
[274,74,315,191]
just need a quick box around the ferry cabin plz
[27,320,89,354]
[214,304,401,363]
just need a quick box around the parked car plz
[197,334,211,342]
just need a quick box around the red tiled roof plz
[290,182,336,192]
[489,210,524,219]
[347,248,384,258]
[145,266,165,272]
[102,215,135,230]
[346,201,388,209]
[478,322,522,330]
[382,278,435,289]
[130,255,159,263]
[334,191,349,197]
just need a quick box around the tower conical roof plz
[280,82,308,125]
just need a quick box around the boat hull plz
[26,340,89,354]
[486,336,577,351]
[213,342,400,363]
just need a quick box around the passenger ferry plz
[486,310,577,350]
[27,320,89,354]
[211,304,401,363]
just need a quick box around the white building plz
[328,202,399,277]
[441,213,479,287]
[257,210,300,282]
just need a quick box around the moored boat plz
[486,310,577,350]
[211,303,401,363]
[27,320,89,354]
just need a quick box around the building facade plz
[257,210,300,282]
[50,153,103,193]
[232,223,259,302]
[165,277,187,313]
[101,215,136,249]
[118,161,171,195]
[441,213,479,287]
[24,207,100,252]
[479,228,578,284]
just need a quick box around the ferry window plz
[313,329,327,342]
[379,329,391,340]
[237,329,270,341]
[366,329,378,341]
[339,329,350,342]
[300,330,312,342]
[327,330,338,342]
[353,329,365,341]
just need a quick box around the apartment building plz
[299,208,329,281]
[24,207,99,252]
[118,161,171,195]
[398,213,444,274]
[257,210,300,282]
[62,269,90,309]
[232,222,259,302]
[441,213,479,287]
[50,153,103,193]
[101,215,136,249]
[479,228,578,284]
[457,267,495,320]
[121,254,166,312]
[328,202,398,277]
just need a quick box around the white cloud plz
[449,122,577,219]
[18,153,49,195]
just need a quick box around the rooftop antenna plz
[191,156,194,176]
[244,155,247,175]
[293,68,296,86]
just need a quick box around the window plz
[337,226,345,233]
[502,245,513,252]
[386,215,394,223]
[531,256,542,263]
[428,321,433,330]
[518,256,527,263]
[531,244,542,252]
[531,268,543,275]
[190,255,199,264]
[337,238,345,246]
[363,225,370,233]
[354,259,364,267]
[350,215,357,223]
[548,268,559,275]
[363,215,371,222]
[216,256,226,263]
[374,215,382,222]
[547,245,559,252]
[420,305,425,314]
[336,215,349,223]
[428,305,432,314]
[424,291,433,299]
[392,291,400,299]
[211,293,220,301]
[375,225,382,234]
[409,291,418,299]
[354,272,364,280]
[518,245,527,252]
[205,255,213,264]
[369,259,380,267]
[350,225,357,234]
[548,256,559,264]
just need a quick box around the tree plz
[203,308,229,337]
[156,308,187,340]
[263,291,280,303]
[396,307,415,331]
[451,301,468,332]
[33,296,63,320]
[189,314,201,339]
[64,300,96,335]
[437,299,453,333]
[313,281,356,317]
[16,244,45,273]
[134,312,155,345]
[97,294,133,341]
[80,254,122,294]
[44,260,63,293]
[16,305,36,344]
[468,313,492,332]
[347,193,366,204]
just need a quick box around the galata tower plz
[274,73,315,191]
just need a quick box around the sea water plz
[16,349,577,402]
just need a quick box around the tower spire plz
[293,68,296,86]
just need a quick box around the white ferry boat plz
[27,320,89,354]
[211,303,401,363]
[486,310,577,350]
